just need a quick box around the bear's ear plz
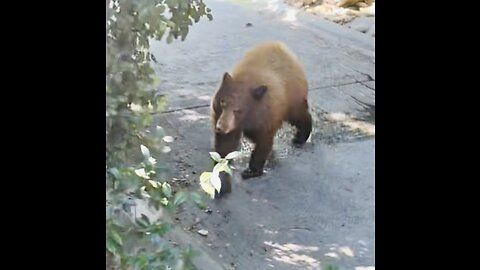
[221,72,233,87]
[252,85,267,100]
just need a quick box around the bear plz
[211,41,312,180]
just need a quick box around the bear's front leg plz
[241,135,273,179]
[213,130,242,197]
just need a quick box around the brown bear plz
[211,41,312,179]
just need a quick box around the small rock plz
[359,2,375,16]
[338,0,372,8]
[219,254,223,258]
[192,171,196,174]
[313,4,333,14]
[356,2,368,8]
[245,22,253,27]
[198,229,209,236]
[204,208,212,214]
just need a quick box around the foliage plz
[199,151,242,198]
[106,0,212,166]
[323,264,343,270]
[106,0,212,269]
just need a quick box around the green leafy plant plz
[199,151,242,198]
[323,264,344,270]
[106,0,212,269]
[107,144,204,269]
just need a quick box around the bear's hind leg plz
[241,133,274,179]
[289,101,312,146]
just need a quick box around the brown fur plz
[211,41,312,179]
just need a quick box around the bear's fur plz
[211,41,312,179]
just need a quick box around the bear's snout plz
[216,112,236,134]
[215,124,224,134]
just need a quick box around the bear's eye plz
[220,100,227,108]
[233,109,242,114]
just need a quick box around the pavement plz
[145,0,375,269]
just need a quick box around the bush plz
[106,0,212,269]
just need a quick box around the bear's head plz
[213,72,267,134]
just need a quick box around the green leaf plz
[141,190,151,199]
[148,180,159,188]
[162,182,172,198]
[212,161,222,173]
[140,144,150,159]
[191,192,205,209]
[209,152,222,162]
[210,171,221,193]
[135,168,150,179]
[174,191,187,206]
[106,237,117,255]
[135,215,149,228]
[160,197,169,205]
[213,160,231,175]
[151,74,161,86]
[148,156,157,165]
[201,183,215,199]
[155,95,167,112]
[323,265,340,270]
[109,167,120,179]
[199,172,215,198]
[180,26,189,41]
[165,20,176,28]
[200,172,212,183]
[135,220,148,229]
[156,4,166,14]
[225,151,242,160]
[134,254,149,269]
[223,164,232,175]
[110,230,123,246]
[140,214,150,225]
[151,223,171,236]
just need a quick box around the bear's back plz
[232,42,308,113]
[234,42,304,79]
